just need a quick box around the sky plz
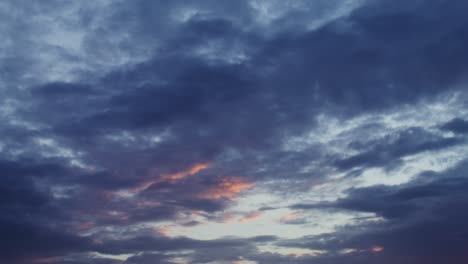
[1,0,468,263]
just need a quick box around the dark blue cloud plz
[2,0,468,263]
[334,127,463,171]
[441,118,468,134]
[288,160,468,263]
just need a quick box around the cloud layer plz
[2,0,468,263]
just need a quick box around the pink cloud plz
[238,211,263,223]
[132,163,210,193]
[198,177,254,200]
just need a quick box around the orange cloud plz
[279,211,302,222]
[238,211,263,223]
[163,163,209,181]
[152,225,172,237]
[371,246,384,252]
[199,177,254,200]
[132,163,209,193]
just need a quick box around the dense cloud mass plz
[1,0,468,263]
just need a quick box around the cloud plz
[333,127,463,171]
[285,160,468,263]
[238,211,263,223]
[2,0,468,263]
[131,162,209,193]
[199,177,254,200]
[441,118,468,134]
